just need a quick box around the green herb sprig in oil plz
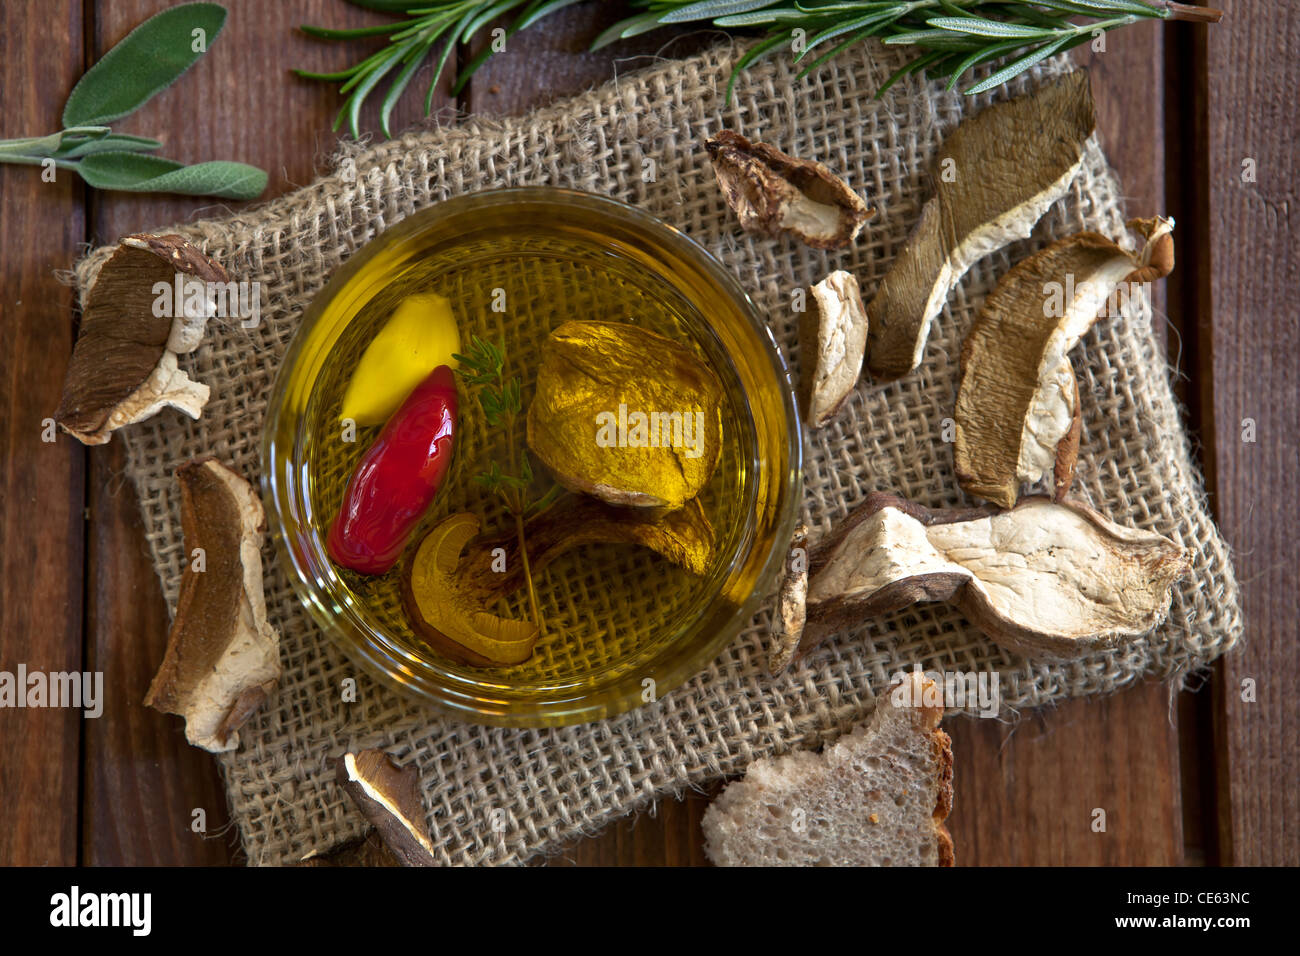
[453,335,556,632]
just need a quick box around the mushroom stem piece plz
[801,271,869,428]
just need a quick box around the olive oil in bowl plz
[263,188,801,726]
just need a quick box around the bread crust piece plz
[703,672,954,866]
[931,726,956,868]
[907,675,956,868]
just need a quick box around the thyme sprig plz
[452,335,554,631]
[597,0,1222,100]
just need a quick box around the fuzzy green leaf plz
[75,152,266,199]
[53,133,164,159]
[62,3,228,127]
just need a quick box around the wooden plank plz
[954,688,1182,865]
[82,0,457,865]
[465,2,703,114]
[1205,1,1300,867]
[0,0,87,868]
[535,785,719,866]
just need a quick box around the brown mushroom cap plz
[953,219,1175,508]
[335,750,437,867]
[705,129,872,249]
[54,234,228,444]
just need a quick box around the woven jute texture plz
[73,40,1241,866]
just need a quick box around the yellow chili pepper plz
[339,292,461,426]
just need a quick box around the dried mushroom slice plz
[1052,366,1083,503]
[801,271,869,428]
[456,493,715,605]
[797,493,1188,661]
[336,750,437,867]
[768,525,809,675]
[953,218,1175,508]
[526,320,723,510]
[705,130,871,249]
[403,512,541,667]
[865,71,1096,381]
[143,458,281,752]
[54,234,228,444]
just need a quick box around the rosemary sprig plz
[452,335,551,631]
[597,0,1222,101]
[296,0,588,138]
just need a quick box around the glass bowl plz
[261,187,801,727]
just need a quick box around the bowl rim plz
[261,185,803,727]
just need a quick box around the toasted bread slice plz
[703,672,953,866]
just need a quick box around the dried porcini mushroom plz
[790,493,1188,662]
[865,71,1096,381]
[526,320,723,510]
[54,233,228,445]
[954,217,1175,508]
[1053,367,1083,503]
[768,525,809,675]
[335,750,436,867]
[800,271,869,428]
[403,512,541,667]
[143,458,281,752]
[455,493,715,606]
[705,129,871,249]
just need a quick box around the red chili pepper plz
[327,365,458,575]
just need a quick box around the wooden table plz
[1,1,1294,867]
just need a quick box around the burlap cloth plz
[73,40,1241,866]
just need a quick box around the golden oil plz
[264,189,800,724]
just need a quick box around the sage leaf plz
[0,127,110,157]
[62,3,228,127]
[76,152,266,200]
[53,133,164,159]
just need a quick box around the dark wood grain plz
[0,0,87,867]
[1205,1,1300,867]
[465,2,706,115]
[1,1,1285,867]
[953,687,1183,865]
[81,0,457,866]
